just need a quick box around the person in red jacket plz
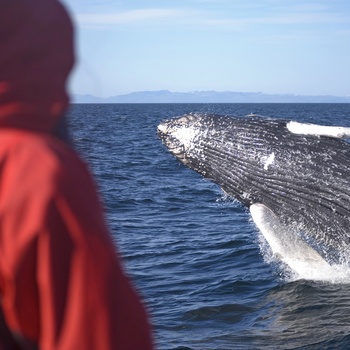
[0,0,153,349]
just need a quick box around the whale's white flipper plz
[287,121,350,139]
[250,203,332,279]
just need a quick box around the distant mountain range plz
[71,90,350,104]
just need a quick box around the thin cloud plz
[250,12,348,25]
[76,8,191,27]
[74,5,349,30]
[193,12,349,30]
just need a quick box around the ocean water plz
[68,103,350,350]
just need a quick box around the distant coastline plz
[71,90,350,104]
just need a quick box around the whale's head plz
[157,113,212,170]
[157,113,283,205]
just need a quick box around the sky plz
[61,0,350,98]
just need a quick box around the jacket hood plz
[0,0,75,133]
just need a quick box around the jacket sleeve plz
[0,137,153,349]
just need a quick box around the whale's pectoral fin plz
[249,203,331,275]
[287,121,350,139]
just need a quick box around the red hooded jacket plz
[0,1,153,349]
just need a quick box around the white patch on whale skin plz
[249,203,350,281]
[287,121,350,139]
[171,126,197,150]
[262,152,275,171]
[157,123,169,135]
[158,121,199,153]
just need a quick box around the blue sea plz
[68,103,350,350]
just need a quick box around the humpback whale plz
[157,113,350,277]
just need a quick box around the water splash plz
[257,232,350,284]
